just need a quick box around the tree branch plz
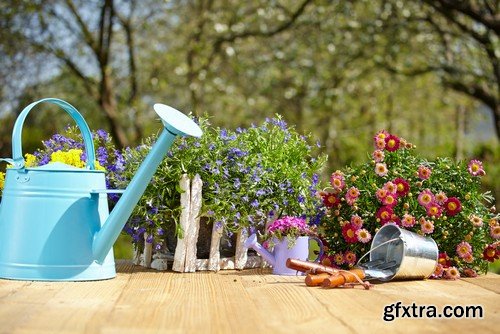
[116,0,138,105]
[445,79,498,110]
[63,0,98,55]
[201,0,312,75]
[97,0,115,66]
[428,0,500,34]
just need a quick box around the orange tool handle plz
[305,273,331,287]
[286,258,338,275]
[322,269,366,288]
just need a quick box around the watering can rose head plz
[262,216,317,249]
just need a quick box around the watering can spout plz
[244,234,276,266]
[92,104,202,264]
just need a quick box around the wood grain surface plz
[0,260,498,333]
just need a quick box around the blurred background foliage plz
[0,1,498,264]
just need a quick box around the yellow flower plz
[50,149,85,168]
[24,153,37,167]
[94,161,106,171]
[0,172,5,190]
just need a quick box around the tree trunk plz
[454,105,466,161]
[99,70,130,148]
[495,104,500,139]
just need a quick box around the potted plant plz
[317,130,499,279]
[0,127,123,203]
[262,216,318,249]
[118,115,327,264]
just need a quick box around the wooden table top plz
[0,260,498,333]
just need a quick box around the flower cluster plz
[0,127,124,203]
[118,115,326,252]
[318,130,499,277]
[261,216,317,249]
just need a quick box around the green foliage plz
[117,115,327,250]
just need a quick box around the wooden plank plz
[143,232,152,268]
[172,174,191,272]
[208,223,223,271]
[460,273,500,294]
[234,228,248,270]
[184,174,203,272]
[0,263,497,333]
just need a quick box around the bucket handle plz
[356,237,401,267]
[11,98,96,170]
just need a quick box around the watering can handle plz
[11,98,96,170]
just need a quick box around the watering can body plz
[0,164,116,280]
[0,98,202,281]
[245,234,324,276]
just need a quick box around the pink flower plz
[469,215,483,227]
[375,138,386,150]
[346,187,360,205]
[266,216,310,238]
[385,134,400,152]
[350,214,364,229]
[418,165,432,180]
[375,163,388,176]
[467,159,485,176]
[432,263,444,278]
[376,188,388,202]
[334,253,345,265]
[344,251,357,266]
[435,191,448,205]
[463,253,474,263]
[356,229,372,243]
[444,266,460,280]
[373,130,389,145]
[420,218,434,234]
[456,241,472,259]
[372,149,385,162]
[426,202,442,218]
[444,197,462,216]
[382,193,398,207]
[330,171,345,191]
[491,225,500,239]
[401,214,416,228]
[383,181,397,194]
[418,189,434,207]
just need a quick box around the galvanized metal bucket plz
[369,224,438,281]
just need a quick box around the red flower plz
[385,134,400,152]
[393,177,410,196]
[438,252,451,268]
[376,206,394,223]
[322,192,339,208]
[342,223,359,243]
[389,214,401,226]
[444,197,462,216]
[463,268,478,278]
[483,244,499,262]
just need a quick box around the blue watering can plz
[0,98,202,281]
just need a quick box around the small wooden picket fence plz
[133,174,265,272]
